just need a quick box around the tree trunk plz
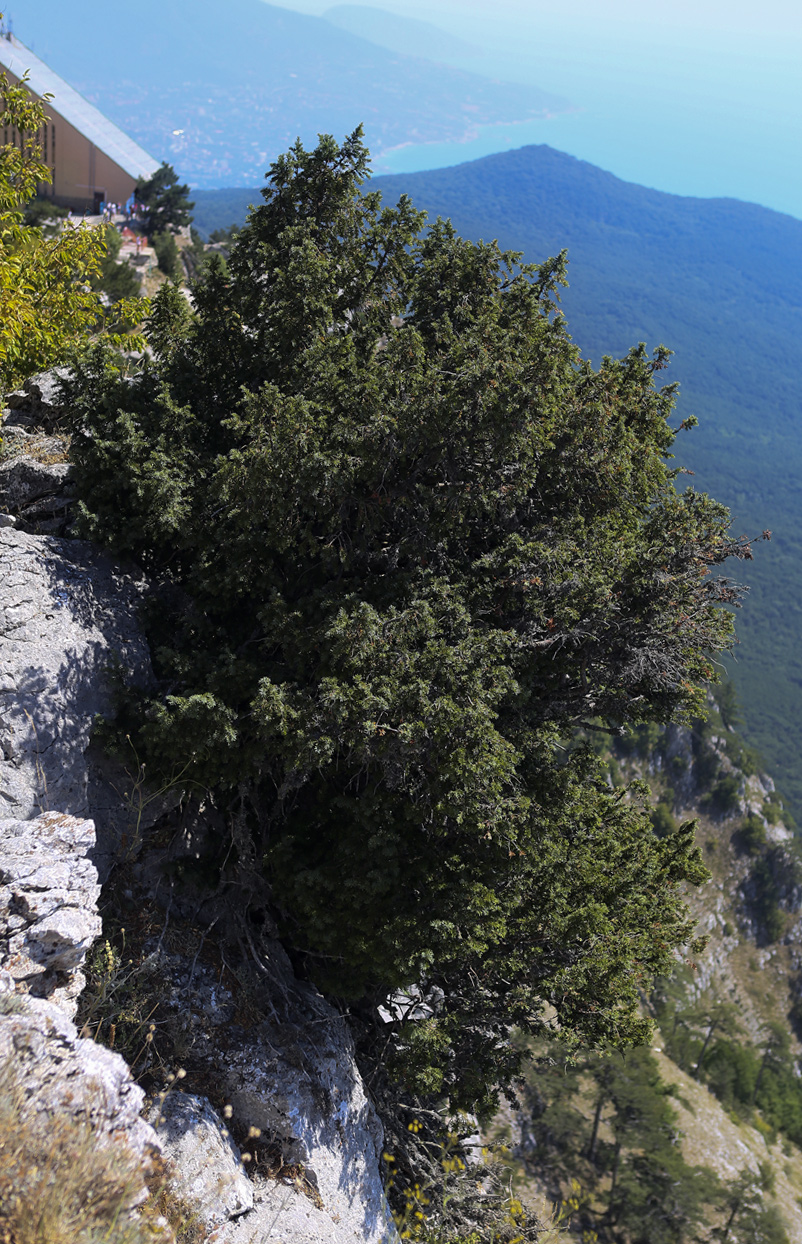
[606,1141,622,1224]
[720,1196,741,1242]
[587,1091,605,1164]
[693,1019,718,1079]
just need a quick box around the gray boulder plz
[0,804,163,1228]
[5,367,71,426]
[0,456,71,507]
[0,527,167,875]
[0,993,161,1184]
[145,1092,253,1228]
[131,934,398,1244]
[0,812,101,1016]
[0,455,73,534]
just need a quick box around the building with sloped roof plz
[0,31,159,212]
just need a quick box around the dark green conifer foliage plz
[152,231,181,280]
[520,1044,790,1244]
[136,162,194,237]
[603,1050,718,1244]
[91,226,140,303]
[66,130,750,1110]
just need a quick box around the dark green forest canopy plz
[66,132,751,1110]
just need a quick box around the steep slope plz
[6,0,565,187]
[499,705,802,1241]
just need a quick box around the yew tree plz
[66,129,753,1110]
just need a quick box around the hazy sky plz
[275,0,802,217]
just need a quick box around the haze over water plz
[285,0,802,219]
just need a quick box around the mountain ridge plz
[322,4,479,61]
[4,0,566,187]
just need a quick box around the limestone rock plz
[0,527,170,875]
[0,455,73,534]
[0,812,101,1016]
[0,456,71,509]
[212,1172,398,1244]
[0,993,161,1176]
[130,936,398,1243]
[145,1093,253,1227]
[6,368,71,426]
[221,998,392,1242]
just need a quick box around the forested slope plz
[367,147,802,813]
[502,700,802,1242]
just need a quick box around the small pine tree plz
[136,162,194,237]
[152,231,181,280]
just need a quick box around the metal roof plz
[0,34,159,181]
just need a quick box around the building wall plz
[3,69,140,211]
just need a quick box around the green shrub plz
[762,790,794,828]
[651,801,678,838]
[749,854,785,943]
[618,721,664,759]
[738,812,767,855]
[714,679,744,730]
[21,196,67,233]
[608,757,624,787]
[153,230,181,279]
[209,222,241,247]
[92,225,141,303]
[669,752,688,779]
[701,773,741,816]
[693,746,721,791]
[724,735,763,776]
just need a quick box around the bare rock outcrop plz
[133,929,397,1244]
[218,996,394,1244]
[0,812,101,1016]
[0,994,161,1177]
[5,368,72,426]
[0,455,74,534]
[1,371,75,534]
[145,1093,254,1228]
[0,527,167,876]
[0,812,161,1205]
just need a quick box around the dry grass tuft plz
[0,1055,176,1244]
[141,1158,205,1244]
